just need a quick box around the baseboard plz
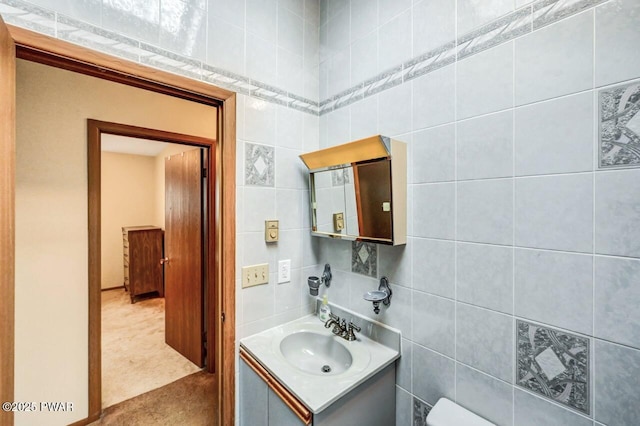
[101,285,125,292]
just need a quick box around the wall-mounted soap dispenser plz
[308,264,332,296]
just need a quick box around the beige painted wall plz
[101,152,158,290]
[15,58,216,425]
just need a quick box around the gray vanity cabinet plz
[240,350,311,426]
[240,347,396,426]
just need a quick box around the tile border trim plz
[0,0,320,115]
[319,0,608,116]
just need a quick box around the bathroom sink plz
[241,314,398,412]
[279,331,352,375]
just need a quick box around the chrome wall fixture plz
[307,263,332,296]
[363,276,392,314]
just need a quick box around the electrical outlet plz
[278,259,291,283]
[242,263,269,288]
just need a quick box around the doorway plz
[89,120,217,413]
[99,134,209,408]
[1,21,236,426]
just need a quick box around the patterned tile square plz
[351,241,377,277]
[516,320,590,414]
[413,397,432,426]
[331,168,350,186]
[244,142,275,186]
[599,81,640,169]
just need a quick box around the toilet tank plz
[426,398,495,426]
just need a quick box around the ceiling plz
[101,134,168,156]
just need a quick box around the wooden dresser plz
[122,226,164,303]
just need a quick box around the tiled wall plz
[1,0,322,424]
[317,0,640,425]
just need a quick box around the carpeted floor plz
[102,289,202,408]
[90,370,217,425]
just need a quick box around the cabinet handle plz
[240,347,312,425]
[160,257,169,265]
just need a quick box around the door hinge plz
[221,312,226,322]
[202,167,207,178]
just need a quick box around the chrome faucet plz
[324,313,361,341]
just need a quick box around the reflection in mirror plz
[301,135,406,246]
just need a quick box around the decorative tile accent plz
[139,42,203,80]
[403,42,457,82]
[533,0,607,30]
[351,241,377,277]
[0,0,320,116]
[331,169,350,186]
[245,143,275,187]
[413,397,432,426]
[457,7,532,60]
[599,81,640,169]
[516,320,590,414]
[317,0,611,116]
[0,0,55,36]
[57,15,142,62]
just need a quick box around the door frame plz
[1,22,236,426]
[89,120,217,395]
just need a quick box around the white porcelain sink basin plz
[280,331,352,375]
[241,315,399,413]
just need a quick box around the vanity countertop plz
[239,314,400,413]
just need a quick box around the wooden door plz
[164,148,204,366]
[0,16,16,426]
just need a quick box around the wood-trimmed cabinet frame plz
[0,17,236,426]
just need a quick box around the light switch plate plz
[278,259,291,283]
[242,263,269,288]
[265,220,279,242]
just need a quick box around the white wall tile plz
[278,6,304,55]
[378,0,411,26]
[412,344,455,404]
[515,11,594,105]
[457,243,513,314]
[246,33,278,86]
[413,0,455,56]
[350,0,377,42]
[378,9,412,69]
[412,64,455,130]
[515,248,593,335]
[206,16,245,75]
[378,82,412,137]
[515,174,594,253]
[246,0,278,43]
[456,364,514,426]
[515,92,594,176]
[457,111,513,180]
[457,0,514,35]
[457,42,514,120]
[413,183,455,240]
[595,169,640,258]
[456,304,514,383]
[595,0,640,87]
[412,124,455,183]
[412,238,455,298]
[457,179,514,246]
[350,31,378,85]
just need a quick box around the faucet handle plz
[345,321,361,341]
[329,313,339,321]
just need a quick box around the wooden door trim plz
[4,25,236,426]
[89,120,216,408]
[0,15,16,426]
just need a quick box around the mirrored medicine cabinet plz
[299,135,406,246]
